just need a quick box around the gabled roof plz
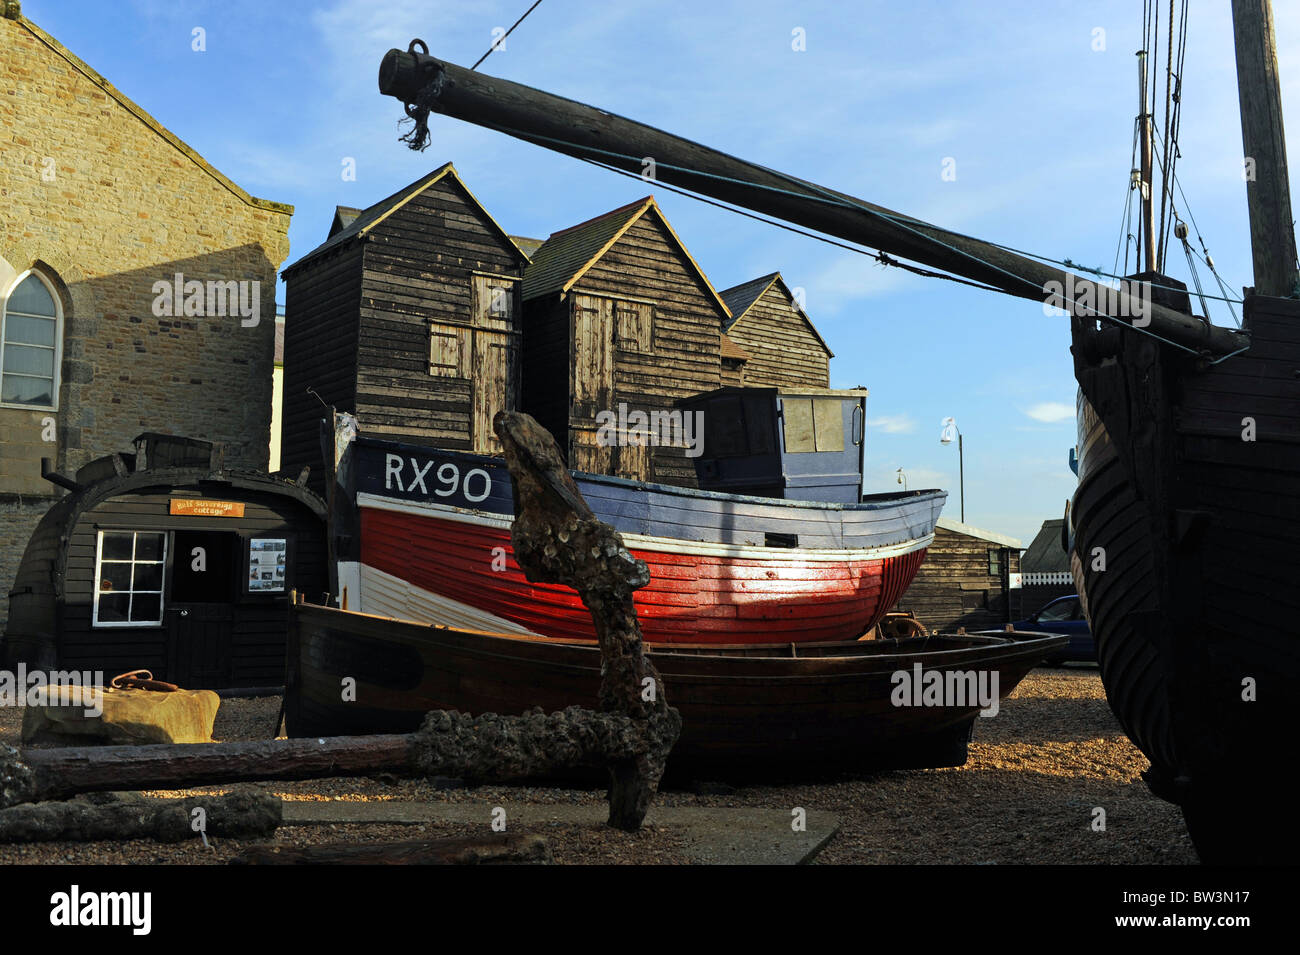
[1020,519,1070,574]
[521,196,732,318]
[330,206,362,237]
[8,11,290,215]
[720,273,779,324]
[719,272,834,358]
[283,163,530,277]
[936,517,1022,550]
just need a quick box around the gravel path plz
[0,665,1197,864]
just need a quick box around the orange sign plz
[169,498,245,518]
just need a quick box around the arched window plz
[0,271,62,408]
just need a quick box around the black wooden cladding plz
[280,243,364,495]
[280,171,526,489]
[53,488,328,689]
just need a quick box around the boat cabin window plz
[93,530,167,627]
[782,398,844,453]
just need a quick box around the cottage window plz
[988,548,1004,576]
[0,271,62,408]
[93,531,167,627]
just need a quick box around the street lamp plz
[940,417,964,522]
[896,467,907,491]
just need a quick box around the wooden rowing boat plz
[283,598,1065,777]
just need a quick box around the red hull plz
[361,506,927,644]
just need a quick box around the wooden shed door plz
[472,332,518,453]
[166,604,234,689]
[572,295,615,473]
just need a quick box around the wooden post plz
[378,48,1249,355]
[1233,0,1299,298]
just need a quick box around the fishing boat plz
[333,394,948,646]
[284,597,1064,777]
[376,0,1300,861]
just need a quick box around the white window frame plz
[92,530,168,628]
[0,269,63,411]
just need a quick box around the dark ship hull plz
[1069,294,1300,864]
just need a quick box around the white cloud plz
[1024,402,1075,423]
[868,414,915,434]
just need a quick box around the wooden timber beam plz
[1232,0,1300,299]
[378,47,1249,356]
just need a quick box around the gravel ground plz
[0,665,1198,865]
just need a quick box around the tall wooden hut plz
[520,196,732,486]
[718,272,833,388]
[279,163,530,492]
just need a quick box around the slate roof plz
[1020,519,1070,574]
[282,163,529,277]
[720,273,780,327]
[330,206,363,237]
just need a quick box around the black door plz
[165,530,238,688]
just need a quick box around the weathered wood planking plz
[723,278,831,388]
[281,164,528,486]
[895,526,1019,632]
[522,202,726,488]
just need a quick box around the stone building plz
[0,4,293,636]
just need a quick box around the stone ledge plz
[279,800,839,865]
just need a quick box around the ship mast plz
[1232,0,1299,298]
[1137,50,1157,274]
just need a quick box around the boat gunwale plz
[352,434,946,514]
[292,600,1066,672]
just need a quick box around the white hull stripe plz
[357,492,934,563]
[359,563,543,636]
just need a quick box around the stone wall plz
[0,7,292,634]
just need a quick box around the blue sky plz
[23,0,1298,547]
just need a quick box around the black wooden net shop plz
[3,434,328,690]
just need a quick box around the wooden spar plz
[378,48,1248,356]
[5,737,414,804]
[1232,0,1299,298]
[1137,50,1157,273]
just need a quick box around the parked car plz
[1012,594,1095,664]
